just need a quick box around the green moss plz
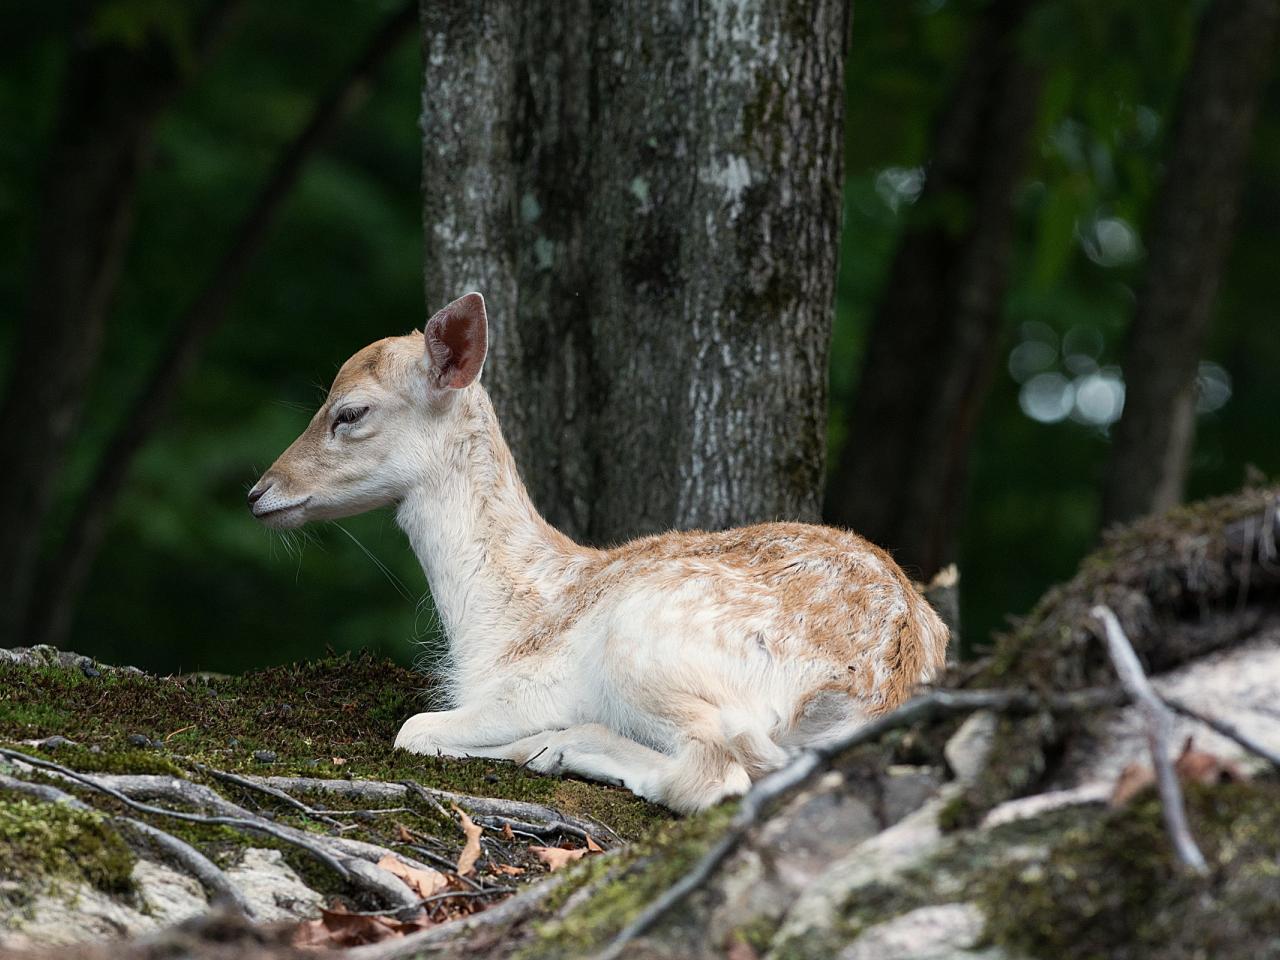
[518,803,737,958]
[0,653,672,842]
[0,795,135,896]
[979,781,1280,960]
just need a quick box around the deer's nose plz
[247,481,272,507]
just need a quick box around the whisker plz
[332,522,414,603]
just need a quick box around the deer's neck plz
[396,388,589,697]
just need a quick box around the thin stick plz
[1162,695,1280,768]
[1093,605,1209,875]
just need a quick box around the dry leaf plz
[531,845,589,872]
[395,823,415,844]
[331,756,347,766]
[501,822,515,841]
[1110,737,1249,808]
[293,903,430,949]
[492,863,526,876]
[376,854,449,898]
[452,804,483,876]
[1174,736,1247,786]
[1110,761,1154,808]
[585,834,603,853]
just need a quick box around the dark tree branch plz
[25,0,418,649]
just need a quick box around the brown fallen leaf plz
[376,854,449,898]
[492,863,526,876]
[501,822,515,841]
[1173,736,1247,786]
[585,834,604,853]
[530,845,589,872]
[453,804,483,876]
[395,822,415,844]
[293,903,430,949]
[1110,761,1155,808]
[1110,737,1249,807]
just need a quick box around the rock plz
[838,903,1000,960]
[80,663,101,679]
[126,734,151,748]
[224,848,324,922]
[132,861,208,926]
[882,765,943,823]
[252,750,277,764]
[943,711,997,784]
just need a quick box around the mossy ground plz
[0,653,671,840]
[979,779,1280,960]
[0,796,135,900]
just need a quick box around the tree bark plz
[0,1,241,643]
[822,0,1041,581]
[1100,0,1280,528]
[23,0,418,650]
[421,0,849,544]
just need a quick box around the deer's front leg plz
[394,705,555,759]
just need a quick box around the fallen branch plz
[1162,695,1280,768]
[1093,605,1209,875]
[0,773,254,917]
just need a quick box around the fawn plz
[248,293,949,812]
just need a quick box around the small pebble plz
[253,750,278,764]
[304,758,320,767]
[127,733,150,748]
[89,745,101,754]
[80,663,101,679]
[227,737,240,749]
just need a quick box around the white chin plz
[255,503,309,529]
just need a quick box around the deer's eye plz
[332,406,369,432]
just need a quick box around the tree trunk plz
[22,0,417,651]
[0,3,241,644]
[822,0,1041,581]
[420,0,849,544]
[1100,0,1280,528]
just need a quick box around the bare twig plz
[0,773,254,916]
[1093,605,1209,875]
[1162,695,1280,768]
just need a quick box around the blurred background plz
[1,0,1277,673]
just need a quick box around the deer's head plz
[247,293,489,528]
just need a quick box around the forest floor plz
[2,486,1280,959]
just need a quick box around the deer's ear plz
[424,292,488,390]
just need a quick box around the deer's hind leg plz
[513,725,751,813]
